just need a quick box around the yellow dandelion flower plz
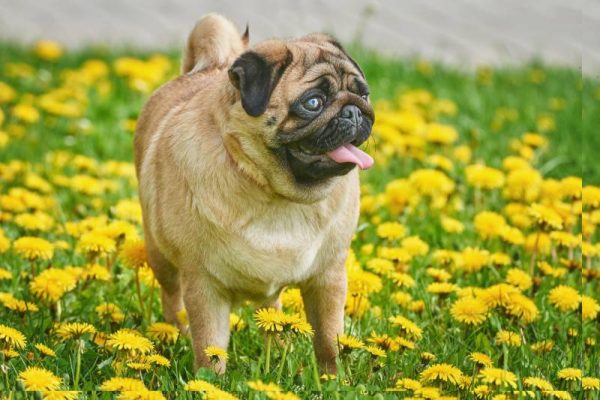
[531,340,554,353]
[99,377,146,391]
[246,380,282,393]
[204,346,228,361]
[478,368,518,388]
[56,322,96,341]
[420,363,463,384]
[450,297,488,325]
[582,377,600,390]
[185,379,239,399]
[0,267,11,280]
[0,324,27,349]
[81,263,111,281]
[147,322,179,344]
[389,315,422,339]
[283,314,314,336]
[499,226,525,246]
[582,295,600,320]
[426,267,452,282]
[0,293,39,313]
[389,272,415,288]
[474,211,507,239]
[420,352,437,361]
[40,390,80,400]
[107,329,154,355]
[13,236,54,261]
[30,268,77,302]
[505,268,532,290]
[495,330,522,346]
[95,303,125,323]
[365,345,386,358]
[465,164,505,189]
[35,343,56,357]
[337,334,364,351]
[120,240,148,269]
[77,232,116,256]
[395,377,422,391]
[523,377,553,391]
[529,203,563,230]
[427,282,458,295]
[34,40,63,61]
[127,362,151,371]
[255,308,286,332]
[229,312,247,331]
[280,288,304,313]
[469,352,493,368]
[440,216,465,233]
[376,222,406,240]
[401,235,429,256]
[557,368,581,381]
[143,354,171,367]
[504,292,539,323]
[457,247,489,273]
[18,367,62,391]
[548,285,580,312]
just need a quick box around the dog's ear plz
[228,48,292,117]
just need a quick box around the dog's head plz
[224,34,374,203]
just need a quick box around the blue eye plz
[303,96,324,112]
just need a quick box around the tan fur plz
[135,14,368,374]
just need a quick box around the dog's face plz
[225,34,374,202]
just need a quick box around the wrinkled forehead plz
[283,41,367,95]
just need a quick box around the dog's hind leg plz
[144,229,185,330]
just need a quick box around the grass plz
[0,41,597,399]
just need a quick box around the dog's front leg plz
[182,269,231,373]
[301,266,348,374]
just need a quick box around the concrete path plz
[0,0,597,74]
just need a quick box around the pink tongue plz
[326,144,374,170]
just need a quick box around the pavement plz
[0,0,597,74]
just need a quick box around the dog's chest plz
[208,203,330,297]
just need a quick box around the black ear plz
[228,51,291,117]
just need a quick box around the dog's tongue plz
[326,144,374,170]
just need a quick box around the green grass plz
[0,42,597,399]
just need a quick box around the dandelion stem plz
[264,334,272,373]
[310,349,322,392]
[276,340,290,381]
[134,267,146,318]
[74,339,83,389]
[529,231,541,276]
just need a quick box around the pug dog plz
[134,13,374,373]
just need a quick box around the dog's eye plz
[361,94,369,100]
[302,96,324,112]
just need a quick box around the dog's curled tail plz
[181,13,248,74]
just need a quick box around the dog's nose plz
[340,105,362,125]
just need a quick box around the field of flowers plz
[0,40,598,399]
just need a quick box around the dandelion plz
[450,297,488,325]
[35,343,57,357]
[107,329,154,355]
[40,391,81,400]
[457,247,489,273]
[478,368,518,388]
[96,302,125,323]
[204,346,228,362]
[100,377,146,391]
[420,363,463,384]
[18,367,62,391]
[77,232,116,257]
[13,236,54,261]
[420,352,437,361]
[30,268,77,303]
[469,352,493,368]
[376,222,406,240]
[0,324,27,349]
[185,379,239,399]
[120,239,148,269]
[557,368,581,381]
[474,211,507,239]
[337,334,364,351]
[581,295,599,320]
[582,377,600,390]
[523,377,553,391]
[495,330,522,346]
[34,40,64,61]
[56,322,96,340]
[531,340,554,353]
[548,285,580,312]
[529,203,563,230]
[255,308,286,332]
[144,354,171,367]
[389,315,422,339]
[147,322,179,344]
[505,268,532,291]
[229,313,247,331]
[426,282,457,295]
[365,345,386,358]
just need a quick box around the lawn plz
[0,41,598,399]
